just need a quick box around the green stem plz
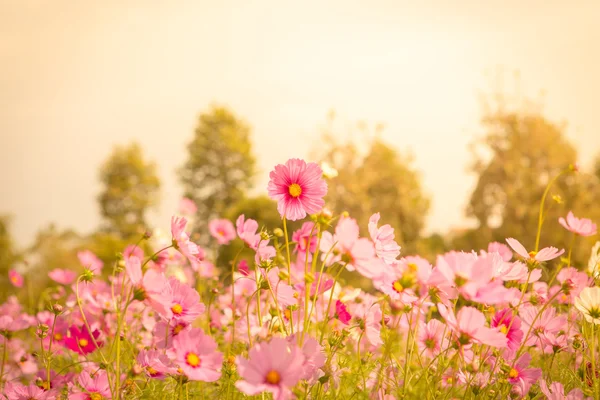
[319,264,347,344]
[282,217,292,285]
[535,170,567,251]
[0,337,7,390]
[46,314,58,386]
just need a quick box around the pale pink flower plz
[77,250,103,273]
[171,216,202,265]
[540,380,585,400]
[236,215,262,250]
[368,213,401,264]
[179,197,197,215]
[3,381,57,400]
[292,222,318,254]
[520,305,566,347]
[486,242,513,261]
[123,244,144,260]
[172,328,223,381]
[267,158,328,221]
[559,211,597,237]
[8,269,23,288]
[48,269,77,285]
[506,352,541,388]
[417,319,447,358]
[0,314,32,332]
[209,219,236,245]
[506,238,565,262]
[438,304,507,348]
[70,370,111,400]
[236,337,305,400]
[137,349,177,379]
[158,278,205,323]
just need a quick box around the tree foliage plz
[179,106,256,239]
[98,142,160,238]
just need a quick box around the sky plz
[1,0,599,246]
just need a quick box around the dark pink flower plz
[491,309,523,351]
[8,269,23,288]
[559,211,597,237]
[64,325,103,355]
[335,300,352,324]
[267,158,328,221]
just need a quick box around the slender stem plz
[300,225,318,345]
[319,264,347,344]
[535,170,566,251]
[46,314,58,386]
[0,337,7,390]
[229,247,243,353]
[282,217,292,285]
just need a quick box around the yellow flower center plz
[446,377,453,384]
[171,303,183,315]
[186,352,201,367]
[288,183,302,198]
[508,368,519,379]
[265,370,281,384]
[528,251,537,258]
[10,276,18,283]
[54,333,62,341]
[90,393,104,400]
[173,324,185,335]
[78,338,89,348]
[392,280,404,293]
[146,366,158,376]
[500,325,508,335]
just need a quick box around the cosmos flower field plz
[2,158,600,399]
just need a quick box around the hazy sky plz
[1,1,599,246]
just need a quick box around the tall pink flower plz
[8,269,23,288]
[172,328,223,382]
[267,158,328,221]
[77,250,103,273]
[506,238,564,262]
[209,219,236,245]
[559,211,597,237]
[236,337,305,400]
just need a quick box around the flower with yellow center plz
[173,323,185,335]
[186,352,201,368]
[508,368,519,379]
[171,303,183,315]
[146,366,159,376]
[265,370,281,385]
[78,338,89,348]
[499,325,508,335]
[288,183,302,198]
[90,393,104,400]
[54,333,62,341]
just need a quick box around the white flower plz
[320,162,338,179]
[588,242,600,278]
[575,287,600,325]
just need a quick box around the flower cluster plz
[1,158,599,400]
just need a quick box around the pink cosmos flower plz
[519,305,566,347]
[438,304,507,348]
[236,337,305,400]
[238,259,250,276]
[267,158,328,221]
[8,269,23,288]
[368,213,401,264]
[48,268,77,285]
[70,370,111,400]
[335,300,352,324]
[292,222,318,254]
[77,250,103,273]
[486,242,513,262]
[159,277,206,323]
[491,309,523,351]
[506,353,541,389]
[417,319,447,358]
[209,219,236,245]
[3,381,58,400]
[236,215,262,250]
[179,197,198,215]
[64,324,103,355]
[0,314,32,332]
[559,211,597,237]
[171,216,201,265]
[506,238,564,262]
[172,328,223,381]
[137,349,177,379]
[123,244,144,260]
[540,380,585,400]
[125,256,169,315]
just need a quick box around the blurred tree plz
[98,142,160,238]
[179,106,256,240]
[462,106,600,265]
[313,117,430,254]
[594,153,600,181]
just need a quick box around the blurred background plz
[1,1,600,292]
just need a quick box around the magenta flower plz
[70,370,111,400]
[491,309,523,351]
[48,268,77,285]
[506,238,565,262]
[335,300,352,324]
[559,211,597,237]
[209,218,236,245]
[267,158,328,221]
[172,328,223,381]
[77,250,103,273]
[236,337,305,400]
[64,324,103,355]
[3,381,58,400]
[8,269,23,288]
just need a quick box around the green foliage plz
[0,215,18,300]
[179,106,257,242]
[314,125,430,254]
[98,142,160,238]
[462,107,600,264]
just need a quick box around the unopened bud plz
[81,268,95,282]
[273,228,284,237]
[51,303,64,315]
